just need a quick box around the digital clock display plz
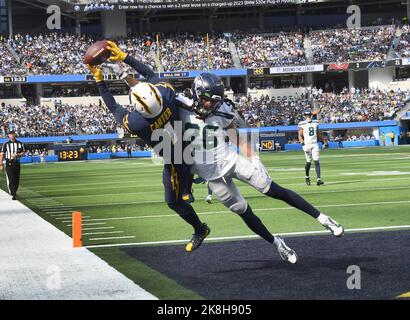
[2,76,28,83]
[57,147,87,161]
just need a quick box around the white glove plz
[302,145,309,152]
[101,62,128,79]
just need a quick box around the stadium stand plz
[1,26,406,76]
[309,26,396,63]
[233,31,306,68]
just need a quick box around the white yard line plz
[82,226,115,231]
[33,184,410,202]
[85,225,410,249]
[66,222,106,227]
[55,216,90,220]
[78,199,410,223]
[89,236,136,241]
[47,212,74,215]
[83,231,124,236]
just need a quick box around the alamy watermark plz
[346,265,361,290]
[46,5,61,30]
[347,5,361,29]
[150,121,260,165]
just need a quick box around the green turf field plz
[2,146,410,299]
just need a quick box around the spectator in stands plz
[310,26,395,63]
[234,31,306,68]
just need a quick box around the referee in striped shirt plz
[0,131,25,200]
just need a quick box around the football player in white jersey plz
[177,73,344,264]
[298,109,324,186]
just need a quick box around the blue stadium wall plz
[4,120,400,164]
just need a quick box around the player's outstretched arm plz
[86,64,128,125]
[106,41,159,84]
[298,127,304,145]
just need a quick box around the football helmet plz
[129,82,163,119]
[303,108,313,122]
[192,73,224,118]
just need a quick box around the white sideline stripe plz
[89,236,136,241]
[83,231,124,236]
[0,189,156,300]
[79,199,410,222]
[82,226,115,231]
[85,225,410,249]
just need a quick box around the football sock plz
[265,181,321,218]
[168,202,203,233]
[305,162,311,177]
[240,205,275,243]
[207,184,213,196]
[316,213,328,225]
[314,161,321,179]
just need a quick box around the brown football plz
[83,40,111,66]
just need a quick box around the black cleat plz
[317,179,324,186]
[305,177,311,186]
[185,223,210,252]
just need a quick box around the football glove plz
[86,64,103,82]
[106,41,128,62]
[102,61,128,79]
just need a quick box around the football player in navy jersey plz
[86,41,210,252]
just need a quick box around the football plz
[83,40,111,66]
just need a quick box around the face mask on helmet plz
[192,73,224,118]
[129,82,163,119]
[303,110,313,122]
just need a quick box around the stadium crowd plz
[310,26,395,63]
[0,26,406,76]
[315,87,409,123]
[0,102,119,137]
[233,31,306,68]
[159,33,234,71]
[236,87,409,127]
[394,24,410,58]
[0,87,408,136]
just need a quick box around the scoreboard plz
[260,139,275,151]
[54,143,88,161]
[259,132,286,151]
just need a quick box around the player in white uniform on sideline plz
[177,73,344,264]
[298,109,324,186]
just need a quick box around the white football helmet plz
[129,82,163,119]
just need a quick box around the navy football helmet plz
[192,73,224,118]
[303,108,313,122]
